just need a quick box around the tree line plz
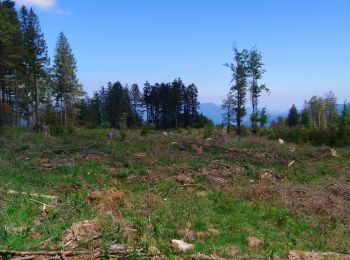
[0,0,83,128]
[78,78,211,130]
[1,1,210,131]
[270,91,350,146]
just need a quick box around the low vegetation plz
[0,128,349,259]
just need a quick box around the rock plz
[174,174,194,184]
[149,245,161,256]
[278,138,285,144]
[163,132,168,136]
[170,239,194,252]
[288,250,350,260]
[247,236,263,249]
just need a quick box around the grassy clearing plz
[0,128,349,258]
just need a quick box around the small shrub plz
[203,125,214,138]
[119,130,127,141]
[140,124,154,137]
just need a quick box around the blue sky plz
[15,0,350,111]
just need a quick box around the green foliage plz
[192,114,214,128]
[287,104,299,127]
[140,124,155,137]
[119,130,127,141]
[203,124,214,138]
[225,47,249,134]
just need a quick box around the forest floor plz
[0,128,350,259]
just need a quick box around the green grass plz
[0,128,349,258]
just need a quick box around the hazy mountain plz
[199,102,348,126]
[198,102,287,125]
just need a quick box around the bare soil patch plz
[247,180,350,220]
[63,220,100,250]
[198,165,243,186]
[88,188,124,217]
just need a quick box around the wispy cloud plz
[15,0,70,14]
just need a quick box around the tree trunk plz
[14,69,20,127]
[0,44,5,127]
[64,93,67,127]
[25,82,30,127]
[34,74,40,127]
[60,98,63,126]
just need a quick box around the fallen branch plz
[0,250,78,256]
[11,256,35,260]
[2,189,58,202]
[0,249,138,257]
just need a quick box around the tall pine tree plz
[52,32,82,126]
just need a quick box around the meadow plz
[0,128,349,259]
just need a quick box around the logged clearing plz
[0,128,350,259]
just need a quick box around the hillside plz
[0,129,349,259]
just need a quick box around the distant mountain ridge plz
[199,102,347,125]
[198,102,285,125]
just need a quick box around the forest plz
[0,1,209,132]
[1,0,350,148]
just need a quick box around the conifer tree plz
[21,7,49,127]
[0,0,21,126]
[52,32,82,126]
[130,83,142,119]
[287,104,299,127]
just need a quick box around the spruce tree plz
[52,32,82,126]
[130,83,142,119]
[0,0,20,126]
[287,104,299,127]
[22,7,49,127]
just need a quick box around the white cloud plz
[15,0,70,14]
[15,0,56,10]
